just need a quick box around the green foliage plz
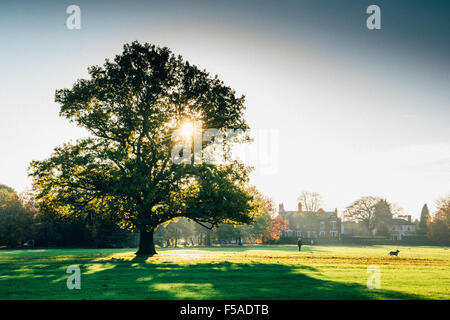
[239,187,274,242]
[427,196,449,244]
[0,184,16,194]
[0,185,17,207]
[373,199,393,236]
[154,217,195,247]
[29,42,256,254]
[152,188,276,246]
[0,184,36,248]
[419,204,430,234]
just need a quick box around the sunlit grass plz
[0,245,448,299]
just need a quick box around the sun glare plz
[180,121,194,137]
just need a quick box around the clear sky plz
[0,0,449,219]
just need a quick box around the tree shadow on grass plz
[76,259,424,300]
[0,254,426,300]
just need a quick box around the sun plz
[180,121,194,137]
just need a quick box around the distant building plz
[278,202,341,240]
[341,215,417,240]
[390,216,416,240]
[341,221,369,236]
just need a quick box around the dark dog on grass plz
[389,249,400,257]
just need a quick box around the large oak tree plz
[29,42,258,255]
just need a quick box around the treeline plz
[0,184,137,248]
[425,197,450,245]
[153,214,288,247]
[0,184,285,249]
[1,183,448,248]
[343,194,449,244]
[0,185,36,248]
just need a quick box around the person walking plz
[297,237,303,252]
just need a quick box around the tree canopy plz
[297,191,324,212]
[427,196,449,244]
[29,42,258,255]
[0,184,36,248]
[419,203,430,235]
[373,199,393,236]
[344,196,394,236]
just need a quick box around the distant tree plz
[389,202,404,216]
[435,196,450,213]
[0,184,16,193]
[243,187,275,242]
[85,214,137,248]
[188,187,273,245]
[155,220,176,247]
[0,184,37,248]
[245,211,271,243]
[29,42,258,256]
[176,218,196,247]
[266,216,290,242]
[2,186,137,249]
[215,223,241,244]
[297,191,324,212]
[419,204,430,235]
[154,217,196,247]
[427,196,449,244]
[0,184,17,205]
[344,196,381,236]
[373,199,393,236]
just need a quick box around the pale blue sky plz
[0,0,449,218]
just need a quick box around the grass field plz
[0,245,449,300]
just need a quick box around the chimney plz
[408,215,411,223]
[298,202,302,213]
[279,203,285,213]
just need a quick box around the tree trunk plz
[136,228,157,256]
[175,228,178,248]
[206,232,211,247]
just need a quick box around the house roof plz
[280,210,337,220]
[391,218,415,225]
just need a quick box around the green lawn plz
[0,245,448,299]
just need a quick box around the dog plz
[389,249,400,257]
